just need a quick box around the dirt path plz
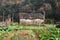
[3,32,15,40]
[17,30,32,39]
[3,30,40,40]
[32,30,40,40]
[18,30,40,40]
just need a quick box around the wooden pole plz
[3,12,4,22]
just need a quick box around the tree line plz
[0,0,60,23]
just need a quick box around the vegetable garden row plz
[0,24,59,40]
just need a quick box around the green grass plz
[0,24,55,30]
[0,26,59,40]
[0,24,59,40]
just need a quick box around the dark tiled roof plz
[21,13,44,19]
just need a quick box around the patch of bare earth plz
[17,30,40,40]
[33,30,40,40]
[17,30,32,40]
[3,30,40,40]
[3,32,15,40]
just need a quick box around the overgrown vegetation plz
[0,25,59,40]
